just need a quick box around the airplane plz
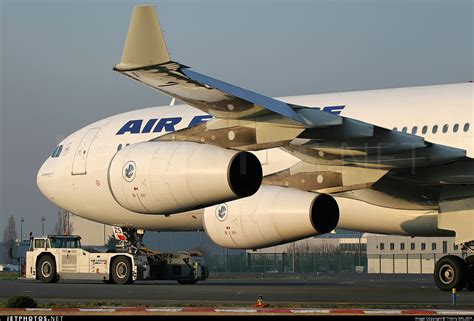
[37,5,473,291]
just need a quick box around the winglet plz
[115,5,170,71]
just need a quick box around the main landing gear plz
[434,241,474,291]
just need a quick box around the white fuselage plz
[37,83,473,230]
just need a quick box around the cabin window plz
[51,145,63,158]
[34,239,46,249]
[453,124,459,133]
[412,126,418,134]
[442,124,449,133]
[432,125,438,134]
[422,126,428,134]
[464,123,470,132]
[117,144,122,151]
[402,127,408,133]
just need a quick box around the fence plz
[204,253,368,274]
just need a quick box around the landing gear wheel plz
[177,279,198,285]
[37,255,58,283]
[434,255,467,291]
[111,256,133,285]
[465,255,474,291]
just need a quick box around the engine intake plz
[108,141,262,214]
[203,186,339,249]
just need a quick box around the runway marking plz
[215,309,257,313]
[436,310,474,315]
[329,309,365,314]
[364,309,402,314]
[146,308,183,312]
[78,308,116,312]
[401,309,438,315]
[290,309,330,314]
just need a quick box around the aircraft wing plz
[114,6,467,181]
[114,6,341,128]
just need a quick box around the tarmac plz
[0,274,473,311]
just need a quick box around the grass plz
[0,272,19,280]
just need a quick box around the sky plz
[0,0,472,251]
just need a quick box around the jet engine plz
[108,141,262,214]
[203,186,339,249]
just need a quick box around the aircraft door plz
[72,128,100,175]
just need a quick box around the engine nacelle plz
[203,186,339,249]
[108,141,262,214]
[334,196,454,237]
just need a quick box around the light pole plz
[41,216,46,236]
[20,217,24,276]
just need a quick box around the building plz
[0,240,30,269]
[366,234,462,274]
[246,232,462,274]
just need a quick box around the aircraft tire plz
[434,255,467,291]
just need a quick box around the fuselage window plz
[51,145,63,158]
[402,127,407,133]
[453,124,459,133]
[442,124,449,134]
[421,126,428,134]
[117,144,123,151]
[432,125,438,134]
[393,127,397,131]
[464,123,470,132]
[411,126,418,134]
